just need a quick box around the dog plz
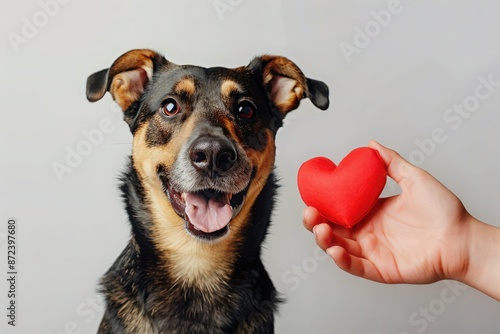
[86,49,329,333]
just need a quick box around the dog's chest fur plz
[98,165,279,333]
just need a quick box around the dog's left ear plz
[248,55,329,115]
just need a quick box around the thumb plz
[368,140,418,187]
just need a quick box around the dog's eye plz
[161,98,180,116]
[237,101,256,120]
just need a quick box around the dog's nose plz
[189,136,237,176]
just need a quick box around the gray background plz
[2,0,500,333]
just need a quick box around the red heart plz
[297,147,387,228]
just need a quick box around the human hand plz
[303,141,472,284]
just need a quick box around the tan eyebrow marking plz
[173,77,196,96]
[221,80,242,97]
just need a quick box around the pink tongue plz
[184,193,232,233]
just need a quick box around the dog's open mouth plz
[163,180,248,241]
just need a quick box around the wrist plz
[459,215,500,301]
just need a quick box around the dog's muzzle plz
[160,132,252,241]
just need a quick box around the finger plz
[304,207,353,238]
[313,223,362,257]
[368,140,422,189]
[328,223,355,239]
[302,206,327,232]
[327,246,385,283]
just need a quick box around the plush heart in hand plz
[297,147,387,228]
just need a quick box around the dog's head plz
[86,49,328,265]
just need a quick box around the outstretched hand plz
[303,141,473,285]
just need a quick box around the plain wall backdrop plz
[1,0,500,333]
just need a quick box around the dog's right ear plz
[86,49,166,111]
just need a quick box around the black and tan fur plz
[86,49,329,333]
